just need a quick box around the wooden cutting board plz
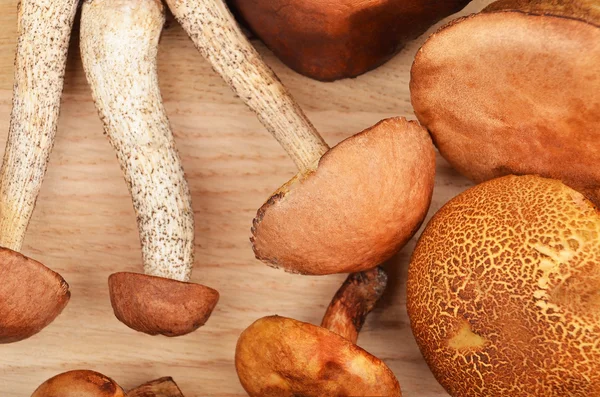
[0,1,491,395]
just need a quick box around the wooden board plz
[0,1,491,395]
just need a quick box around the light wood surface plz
[0,1,490,395]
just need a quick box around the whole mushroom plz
[411,0,600,205]
[236,267,401,396]
[164,0,436,275]
[31,370,125,397]
[408,175,600,396]
[0,0,77,343]
[80,0,219,336]
[228,0,472,81]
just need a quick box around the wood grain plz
[0,0,491,395]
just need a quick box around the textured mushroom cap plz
[128,377,184,397]
[235,316,401,397]
[410,1,600,205]
[108,272,219,337]
[229,0,471,81]
[31,370,125,397]
[0,248,69,343]
[407,175,600,396]
[251,117,435,275]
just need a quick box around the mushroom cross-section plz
[0,0,76,344]
[164,0,436,275]
[31,370,125,397]
[128,377,185,397]
[236,267,402,396]
[80,0,219,337]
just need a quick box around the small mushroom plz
[410,0,600,205]
[0,0,77,343]
[31,370,125,397]
[408,175,600,396]
[236,267,401,396]
[165,0,436,275]
[227,0,472,81]
[128,377,185,397]
[80,0,219,336]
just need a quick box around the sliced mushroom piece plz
[0,0,76,344]
[165,0,436,275]
[410,0,600,205]
[31,370,125,397]
[80,0,219,337]
[128,377,185,397]
[227,0,472,81]
[236,267,401,396]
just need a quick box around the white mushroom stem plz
[164,0,329,173]
[0,0,79,251]
[81,0,193,282]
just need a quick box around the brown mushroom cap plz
[410,0,600,205]
[407,175,600,396]
[251,117,435,275]
[31,370,125,397]
[108,272,219,337]
[128,377,184,397]
[0,247,69,343]
[235,316,401,397]
[229,0,471,81]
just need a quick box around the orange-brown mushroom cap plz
[0,247,69,343]
[251,117,435,275]
[31,370,125,397]
[235,316,401,397]
[128,377,184,397]
[108,272,219,337]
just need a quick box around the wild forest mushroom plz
[228,0,472,81]
[31,370,125,397]
[411,0,600,205]
[0,0,77,343]
[408,175,600,396]
[236,267,401,396]
[165,0,436,275]
[128,377,185,397]
[80,0,219,336]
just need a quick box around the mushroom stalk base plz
[164,0,329,173]
[0,0,79,251]
[321,267,388,343]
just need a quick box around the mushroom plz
[407,175,600,396]
[410,0,600,205]
[128,377,185,397]
[31,370,125,397]
[80,0,219,336]
[227,0,472,81]
[236,267,401,396]
[0,0,77,343]
[164,0,436,275]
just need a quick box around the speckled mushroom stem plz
[164,0,329,173]
[80,0,193,281]
[128,377,185,397]
[0,0,79,251]
[321,266,388,344]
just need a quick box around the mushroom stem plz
[0,0,79,251]
[81,0,193,282]
[164,0,329,173]
[128,377,184,397]
[321,266,388,344]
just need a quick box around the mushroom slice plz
[128,377,184,397]
[31,370,125,397]
[165,0,436,275]
[410,0,600,204]
[80,0,218,336]
[236,267,401,396]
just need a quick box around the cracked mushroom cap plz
[407,175,600,396]
[251,117,435,275]
[0,248,69,343]
[410,0,600,205]
[108,272,219,337]
[31,370,125,397]
[235,316,401,397]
